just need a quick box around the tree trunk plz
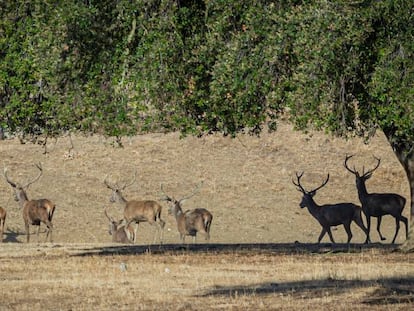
[392,148,414,251]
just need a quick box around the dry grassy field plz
[0,122,413,310]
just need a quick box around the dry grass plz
[0,244,413,310]
[0,121,412,309]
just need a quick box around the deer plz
[344,155,408,244]
[160,183,213,244]
[104,206,134,244]
[104,172,165,244]
[292,172,368,244]
[0,206,6,242]
[3,163,55,243]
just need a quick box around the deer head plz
[292,172,330,208]
[344,154,381,185]
[104,171,137,203]
[160,182,203,215]
[104,206,118,235]
[3,163,43,202]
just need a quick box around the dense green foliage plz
[1,1,414,244]
[1,0,412,142]
[0,0,412,159]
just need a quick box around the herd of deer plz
[293,155,408,244]
[0,163,213,244]
[0,155,409,245]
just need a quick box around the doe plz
[104,206,134,244]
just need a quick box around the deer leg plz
[354,216,370,244]
[152,222,164,245]
[343,223,353,244]
[317,228,327,244]
[0,219,3,242]
[326,228,335,244]
[159,224,164,244]
[158,218,166,229]
[206,222,211,241]
[376,216,386,241]
[45,226,49,242]
[36,225,41,243]
[365,214,372,243]
[391,216,401,244]
[133,222,139,244]
[158,220,165,244]
[45,221,53,242]
[400,215,408,240]
[151,223,160,245]
[25,222,30,243]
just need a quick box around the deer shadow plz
[196,276,414,305]
[3,228,23,243]
[74,242,399,257]
[2,227,51,243]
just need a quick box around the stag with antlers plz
[160,183,213,244]
[292,172,368,244]
[104,206,134,244]
[344,155,408,244]
[104,172,165,244]
[3,163,55,243]
[0,206,6,242]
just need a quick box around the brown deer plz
[104,206,134,244]
[344,155,408,244]
[3,163,55,243]
[292,172,368,244]
[104,172,165,244]
[0,206,6,242]
[160,183,213,244]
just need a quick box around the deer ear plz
[364,172,373,180]
[309,190,316,197]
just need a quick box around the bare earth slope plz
[0,122,409,245]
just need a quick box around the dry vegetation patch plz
[0,244,413,310]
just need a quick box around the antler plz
[3,166,17,188]
[120,170,137,190]
[344,154,358,175]
[179,181,204,203]
[344,154,381,178]
[103,175,116,190]
[159,184,175,202]
[362,156,381,178]
[22,162,43,189]
[104,206,114,222]
[292,172,329,194]
[3,163,43,189]
[310,174,330,193]
[292,171,306,193]
[160,181,204,203]
[105,171,137,191]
